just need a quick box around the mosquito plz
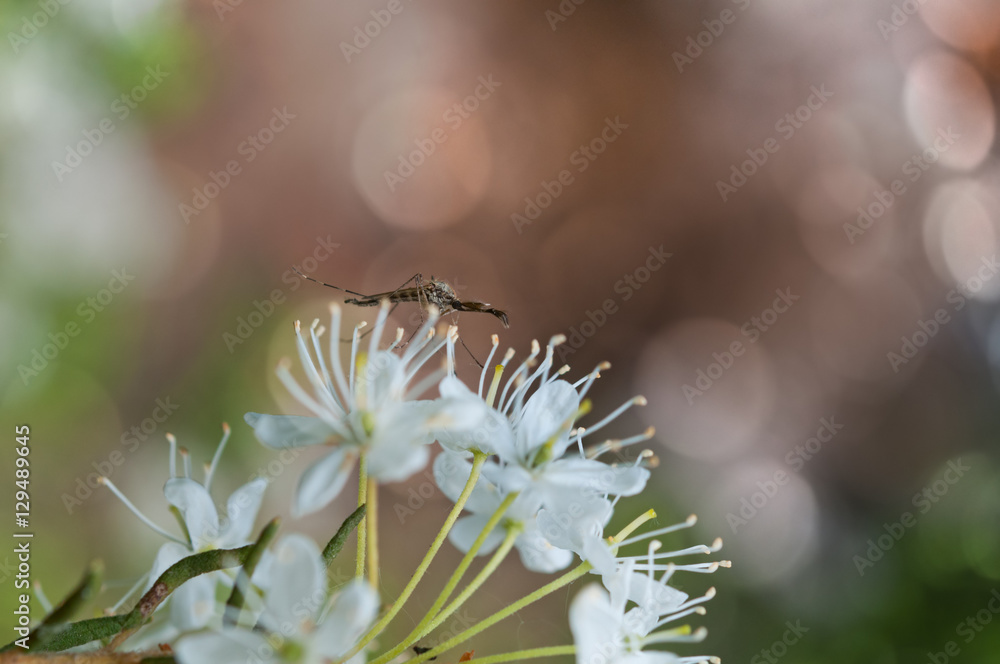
[292,268,508,365]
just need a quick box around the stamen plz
[588,427,655,459]
[327,305,353,407]
[576,361,611,399]
[582,396,647,440]
[98,477,186,544]
[295,321,343,416]
[309,320,343,412]
[180,447,191,478]
[276,360,352,438]
[204,422,231,491]
[498,339,539,410]
[349,322,367,392]
[33,581,52,614]
[478,335,500,397]
[109,572,149,613]
[406,366,448,401]
[386,327,406,352]
[166,433,177,478]
[618,515,698,548]
[367,300,391,360]
[486,349,515,408]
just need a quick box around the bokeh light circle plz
[635,318,775,462]
[351,88,492,231]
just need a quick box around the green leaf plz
[225,517,280,622]
[323,504,367,568]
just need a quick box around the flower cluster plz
[56,302,728,664]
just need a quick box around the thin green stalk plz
[356,455,368,580]
[461,645,575,664]
[367,476,379,589]
[423,526,518,636]
[383,561,592,664]
[336,451,488,664]
[385,492,518,661]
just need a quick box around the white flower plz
[246,303,468,516]
[566,516,726,615]
[433,452,574,573]
[100,426,269,632]
[175,534,379,664]
[433,336,653,566]
[570,573,720,664]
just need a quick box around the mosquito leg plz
[458,334,485,369]
[339,302,401,343]
[291,267,370,298]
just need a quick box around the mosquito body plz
[292,268,509,328]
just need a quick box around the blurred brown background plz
[3,0,1000,661]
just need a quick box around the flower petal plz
[175,629,272,664]
[514,527,574,573]
[147,541,190,591]
[293,447,357,517]
[244,413,337,449]
[164,478,220,548]
[263,534,326,629]
[220,478,268,547]
[536,492,613,554]
[542,458,650,497]
[314,580,380,658]
[170,574,218,631]
[448,513,504,555]
[433,453,502,514]
[569,584,624,664]
[515,381,580,460]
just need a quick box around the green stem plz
[423,525,518,636]
[400,492,519,654]
[388,561,592,664]
[461,645,576,664]
[336,451,488,664]
[367,476,379,589]
[356,455,368,580]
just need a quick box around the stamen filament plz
[203,423,231,491]
[98,477,186,545]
